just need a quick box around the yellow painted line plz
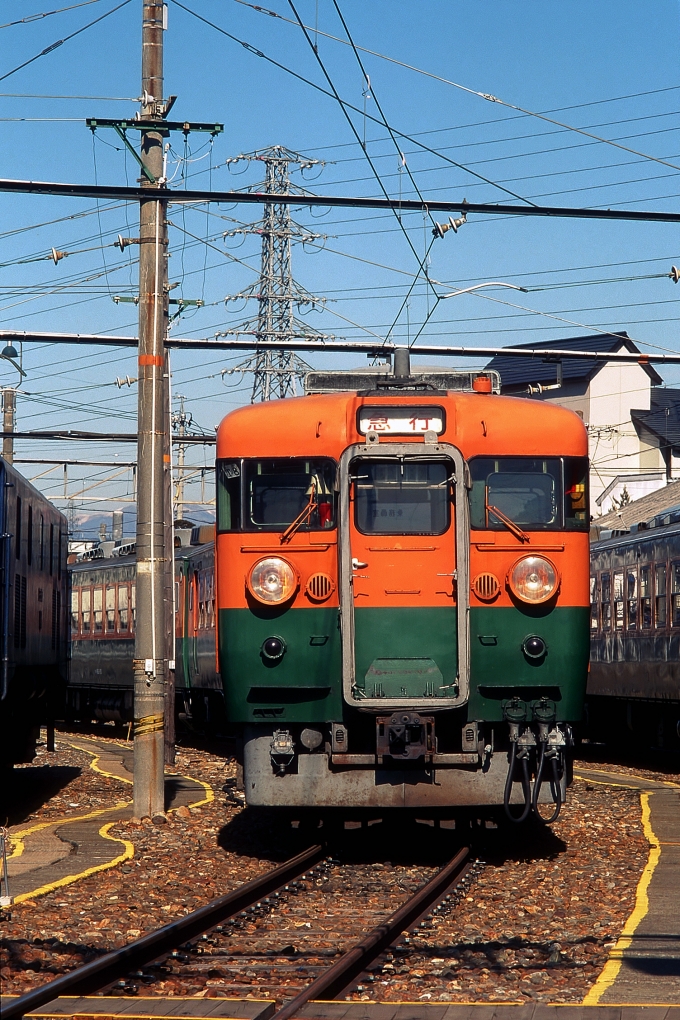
[9,801,131,842]
[64,737,214,806]
[314,1000,527,1006]
[574,766,680,789]
[582,791,661,1004]
[7,836,25,859]
[63,739,133,785]
[2,801,131,908]
[11,820,134,905]
[172,772,214,810]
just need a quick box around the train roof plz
[68,541,214,574]
[69,552,136,574]
[0,455,67,526]
[216,389,587,460]
[591,518,680,554]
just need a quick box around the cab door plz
[339,441,469,710]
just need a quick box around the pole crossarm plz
[1,178,680,223]
[86,118,224,135]
[4,330,680,365]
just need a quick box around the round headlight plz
[508,555,559,604]
[261,636,286,660]
[247,556,298,605]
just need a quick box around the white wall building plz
[486,333,680,516]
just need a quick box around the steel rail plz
[269,846,471,1020]
[2,845,325,1020]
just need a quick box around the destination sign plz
[357,406,445,435]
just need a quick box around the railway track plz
[3,844,476,1019]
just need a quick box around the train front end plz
[215,366,589,818]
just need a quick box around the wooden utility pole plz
[2,389,15,463]
[163,351,175,766]
[133,0,169,818]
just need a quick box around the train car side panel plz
[1,457,68,764]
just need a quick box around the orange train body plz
[215,378,590,813]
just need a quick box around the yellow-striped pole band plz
[134,713,164,737]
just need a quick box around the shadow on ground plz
[217,806,566,868]
[2,765,82,826]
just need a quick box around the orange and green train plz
[215,359,590,821]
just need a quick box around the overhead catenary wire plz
[169,0,534,205]
[225,0,680,176]
[0,92,137,100]
[0,0,133,83]
[0,1,103,30]
[285,0,440,305]
[230,0,680,122]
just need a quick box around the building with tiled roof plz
[593,477,680,534]
[485,333,680,514]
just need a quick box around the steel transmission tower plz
[222,146,333,401]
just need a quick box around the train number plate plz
[358,405,444,435]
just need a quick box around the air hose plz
[531,742,563,824]
[503,740,532,823]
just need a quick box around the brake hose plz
[503,741,532,823]
[531,743,563,824]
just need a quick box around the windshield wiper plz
[280,482,316,544]
[486,503,530,544]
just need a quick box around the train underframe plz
[64,685,227,733]
[241,712,572,816]
[585,693,680,751]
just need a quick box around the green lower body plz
[218,605,589,724]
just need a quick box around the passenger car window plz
[601,573,611,630]
[71,590,79,634]
[216,461,241,532]
[655,565,667,628]
[627,568,638,630]
[354,460,451,535]
[672,563,680,626]
[245,459,335,532]
[217,458,336,533]
[640,566,652,628]
[613,572,624,630]
[106,586,116,631]
[81,588,91,633]
[590,576,598,630]
[118,585,128,631]
[469,456,589,531]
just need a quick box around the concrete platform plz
[298,1006,680,1020]
[575,767,680,1006]
[0,997,275,1020]
[3,999,679,1020]
[6,737,213,904]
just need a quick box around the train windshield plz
[469,456,588,532]
[217,458,336,532]
[354,460,451,535]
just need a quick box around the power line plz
[0,1,103,30]
[170,0,532,205]
[0,92,137,100]
[231,0,680,176]
[285,0,440,305]
[230,0,680,131]
[6,178,680,223]
[0,0,132,83]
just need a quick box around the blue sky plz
[1,1,679,533]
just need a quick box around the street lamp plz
[1,342,25,465]
[432,281,528,299]
[1,342,26,379]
